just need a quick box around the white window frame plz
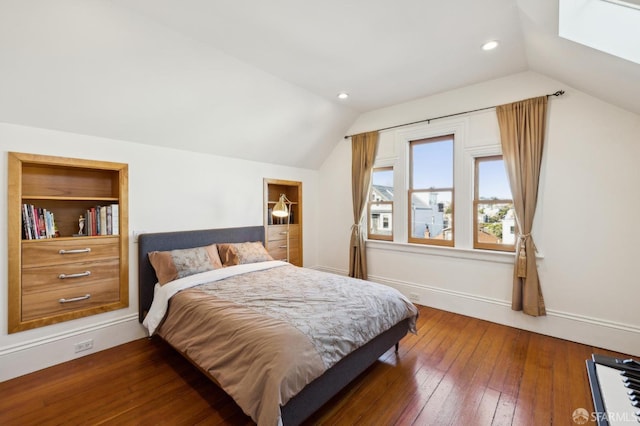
[394,119,466,245]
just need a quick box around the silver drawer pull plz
[279,231,288,235]
[59,248,91,255]
[278,245,287,249]
[58,271,91,279]
[59,294,91,304]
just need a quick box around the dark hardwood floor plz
[0,305,627,425]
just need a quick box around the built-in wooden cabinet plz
[263,178,302,266]
[7,152,129,333]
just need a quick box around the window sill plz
[366,239,544,265]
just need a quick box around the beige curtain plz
[349,131,379,279]
[496,96,547,316]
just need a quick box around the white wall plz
[0,123,318,381]
[318,71,640,356]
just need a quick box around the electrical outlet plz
[408,292,420,303]
[74,339,93,353]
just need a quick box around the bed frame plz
[138,226,411,425]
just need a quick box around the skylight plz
[559,0,640,65]
[602,0,640,9]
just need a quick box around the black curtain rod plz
[343,90,565,139]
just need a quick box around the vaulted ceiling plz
[1,0,638,168]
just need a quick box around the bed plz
[138,226,417,426]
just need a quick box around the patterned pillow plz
[148,244,223,285]
[217,241,273,266]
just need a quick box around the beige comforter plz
[155,262,418,426]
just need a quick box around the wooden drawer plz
[268,246,288,262]
[22,259,119,293]
[266,238,299,252]
[22,278,121,321]
[267,232,300,264]
[268,247,300,265]
[266,224,301,266]
[22,237,119,268]
[267,224,299,242]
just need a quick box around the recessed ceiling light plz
[482,40,499,51]
[337,92,349,100]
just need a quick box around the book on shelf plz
[106,205,112,235]
[111,204,119,235]
[22,204,33,239]
[89,207,97,236]
[82,204,119,236]
[21,204,57,240]
[100,206,107,236]
[21,203,120,239]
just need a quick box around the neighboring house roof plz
[373,185,436,210]
[371,185,393,202]
[477,229,501,244]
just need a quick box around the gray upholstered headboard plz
[137,226,265,323]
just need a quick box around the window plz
[367,167,393,241]
[602,0,640,9]
[368,167,393,241]
[409,135,454,246]
[559,0,640,65]
[474,156,515,251]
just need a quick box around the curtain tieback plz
[351,223,361,244]
[516,233,537,278]
[518,233,538,252]
[351,223,361,233]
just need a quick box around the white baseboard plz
[313,265,640,357]
[0,314,147,382]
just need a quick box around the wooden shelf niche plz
[263,178,302,266]
[8,152,129,333]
